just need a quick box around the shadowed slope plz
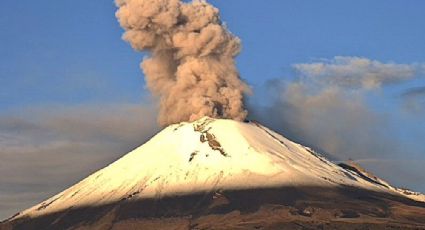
[2,185,425,230]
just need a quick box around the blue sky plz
[2,0,425,109]
[0,0,425,219]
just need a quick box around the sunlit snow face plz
[15,117,424,220]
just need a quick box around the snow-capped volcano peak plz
[12,117,425,220]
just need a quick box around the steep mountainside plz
[2,117,425,229]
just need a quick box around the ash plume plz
[115,0,250,126]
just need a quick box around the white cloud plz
[293,56,422,89]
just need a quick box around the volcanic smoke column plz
[115,0,250,126]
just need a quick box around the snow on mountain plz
[10,117,425,220]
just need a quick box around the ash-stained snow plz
[11,117,425,220]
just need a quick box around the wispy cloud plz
[0,103,158,219]
[250,56,425,192]
[402,86,425,98]
[250,82,394,160]
[401,86,425,113]
[293,56,423,89]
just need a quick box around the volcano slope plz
[2,117,425,229]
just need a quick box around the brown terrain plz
[1,185,425,230]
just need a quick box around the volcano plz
[2,117,425,229]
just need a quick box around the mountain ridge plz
[2,117,425,229]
